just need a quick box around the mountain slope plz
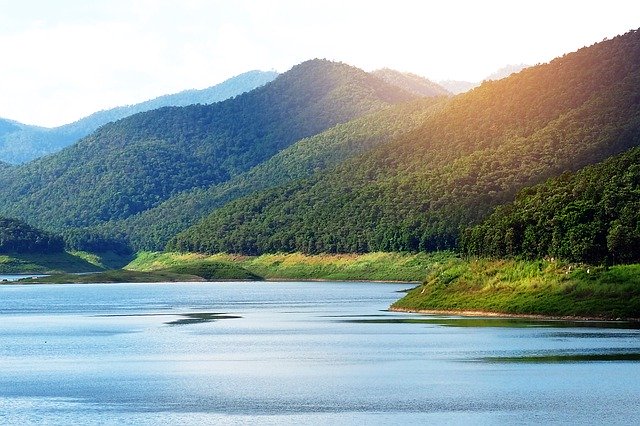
[83,97,447,251]
[0,217,64,254]
[461,146,640,264]
[170,29,640,255]
[0,59,415,232]
[0,70,278,164]
[372,69,450,97]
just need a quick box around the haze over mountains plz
[0,70,278,164]
[438,64,529,94]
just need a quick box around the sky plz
[1,0,639,127]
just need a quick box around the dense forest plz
[0,59,415,233]
[169,30,640,256]
[84,97,447,251]
[460,147,640,264]
[0,70,278,164]
[0,217,63,254]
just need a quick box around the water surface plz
[0,281,639,424]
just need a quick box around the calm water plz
[0,281,639,425]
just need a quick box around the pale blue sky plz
[1,0,638,127]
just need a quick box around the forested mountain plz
[169,29,640,255]
[461,147,640,264]
[81,97,446,251]
[372,69,450,97]
[0,70,277,164]
[0,59,415,235]
[0,217,63,254]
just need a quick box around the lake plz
[0,281,639,425]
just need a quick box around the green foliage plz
[461,147,640,264]
[170,30,640,255]
[0,251,103,274]
[0,60,414,240]
[0,70,278,164]
[0,217,64,253]
[91,97,445,251]
[392,258,640,320]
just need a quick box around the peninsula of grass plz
[18,269,204,284]
[126,251,440,282]
[391,256,640,320]
[0,251,117,274]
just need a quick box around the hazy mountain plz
[170,29,640,255]
[0,59,416,238]
[436,80,477,95]
[372,69,450,97]
[0,70,278,164]
[439,64,529,94]
[484,64,528,81]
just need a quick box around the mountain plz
[0,217,64,254]
[0,70,278,164]
[484,64,528,81]
[169,29,640,255]
[372,69,450,97]
[461,146,640,264]
[439,64,529,94]
[437,80,476,95]
[82,96,446,251]
[0,59,416,236]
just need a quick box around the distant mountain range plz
[439,64,529,94]
[0,70,278,164]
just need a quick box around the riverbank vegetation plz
[392,255,640,320]
[126,251,438,282]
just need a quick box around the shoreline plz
[389,306,640,323]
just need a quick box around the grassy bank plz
[18,269,206,284]
[126,251,440,282]
[0,251,132,274]
[391,256,640,320]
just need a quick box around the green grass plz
[126,251,439,282]
[19,269,204,284]
[0,251,109,274]
[392,256,640,320]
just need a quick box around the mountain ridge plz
[0,59,416,236]
[0,70,278,164]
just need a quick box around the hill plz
[0,217,63,254]
[0,59,415,236]
[0,70,278,164]
[461,147,640,264]
[372,69,450,97]
[83,96,446,251]
[169,29,640,255]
